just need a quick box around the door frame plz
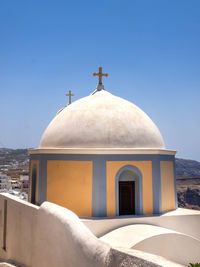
[119,181,135,215]
[115,165,143,216]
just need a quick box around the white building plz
[0,173,11,192]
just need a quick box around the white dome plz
[39,90,165,149]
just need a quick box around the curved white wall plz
[134,232,200,266]
[100,224,200,266]
[0,194,109,267]
[82,209,200,239]
[34,202,110,267]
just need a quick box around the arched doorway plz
[31,165,37,204]
[115,166,143,216]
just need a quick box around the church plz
[28,67,177,217]
[0,68,199,267]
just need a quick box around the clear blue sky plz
[0,0,200,161]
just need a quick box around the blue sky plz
[0,0,200,161]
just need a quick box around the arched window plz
[31,165,37,204]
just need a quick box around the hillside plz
[175,158,200,177]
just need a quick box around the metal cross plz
[66,90,74,105]
[93,66,108,85]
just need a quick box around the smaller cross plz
[66,90,74,105]
[93,66,108,85]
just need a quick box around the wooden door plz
[119,181,135,215]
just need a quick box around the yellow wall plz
[47,160,93,217]
[106,161,153,216]
[28,160,39,204]
[161,161,176,212]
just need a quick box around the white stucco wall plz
[0,194,109,267]
[134,232,200,266]
[33,202,110,267]
[82,208,200,240]
[0,194,39,265]
[0,194,199,267]
[100,224,200,266]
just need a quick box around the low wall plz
[0,194,164,267]
[134,232,200,266]
[0,194,39,265]
[0,194,110,267]
[100,224,200,266]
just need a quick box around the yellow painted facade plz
[28,160,40,204]
[47,160,93,217]
[161,161,176,212]
[106,161,153,216]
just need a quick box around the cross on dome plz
[66,90,74,105]
[93,66,108,86]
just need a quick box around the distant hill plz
[0,148,29,161]
[175,158,200,177]
[175,158,200,210]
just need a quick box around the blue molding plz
[92,157,107,217]
[152,157,162,214]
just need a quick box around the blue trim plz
[92,157,107,217]
[115,165,143,215]
[152,157,162,214]
[38,155,42,204]
[173,158,178,208]
[30,153,175,162]
[39,158,47,205]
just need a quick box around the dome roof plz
[39,90,165,149]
